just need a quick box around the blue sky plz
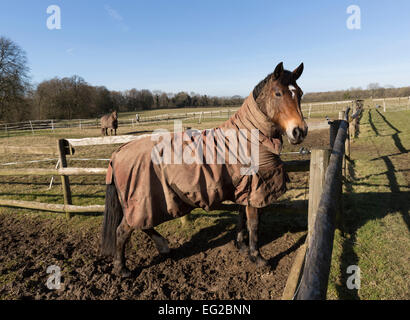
[1,0,409,96]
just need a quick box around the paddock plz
[0,103,409,300]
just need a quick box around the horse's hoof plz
[162,248,175,259]
[256,256,268,267]
[119,268,131,278]
[249,254,268,267]
[235,241,249,254]
[113,264,131,278]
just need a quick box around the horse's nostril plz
[292,127,300,140]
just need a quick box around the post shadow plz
[368,110,378,136]
[337,149,409,299]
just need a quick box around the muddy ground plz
[0,129,329,300]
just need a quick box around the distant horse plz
[101,62,308,277]
[101,111,118,136]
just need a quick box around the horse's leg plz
[246,205,267,266]
[142,228,170,255]
[113,216,134,277]
[235,205,248,253]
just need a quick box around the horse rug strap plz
[106,93,288,229]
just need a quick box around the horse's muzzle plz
[289,125,308,145]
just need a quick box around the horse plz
[101,62,308,277]
[101,111,118,136]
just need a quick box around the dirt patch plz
[0,210,306,300]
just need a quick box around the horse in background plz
[101,111,118,136]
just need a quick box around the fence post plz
[297,120,348,300]
[329,120,344,230]
[383,99,386,112]
[307,149,331,246]
[408,97,410,110]
[29,120,34,135]
[57,139,73,219]
[329,120,341,150]
[344,112,351,162]
[308,104,312,119]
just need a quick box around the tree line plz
[1,36,409,122]
[302,84,410,103]
[0,36,243,122]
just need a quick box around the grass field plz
[327,109,409,299]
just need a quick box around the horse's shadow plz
[123,130,153,135]
[144,203,308,271]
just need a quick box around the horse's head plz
[253,62,308,145]
[112,110,118,119]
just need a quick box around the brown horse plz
[101,62,307,277]
[101,111,118,136]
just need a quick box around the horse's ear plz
[273,62,284,79]
[292,63,304,81]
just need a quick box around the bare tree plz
[0,36,30,121]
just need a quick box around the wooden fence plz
[1,95,403,136]
[0,104,364,299]
[0,109,239,137]
[282,102,363,300]
[0,134,311,219]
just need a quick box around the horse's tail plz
[101,181,123,257]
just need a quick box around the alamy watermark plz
[346,5,361,30]
[151,121,260,175]
[46,265,62,290]
[346,265,361,290]
[46,5,61,30]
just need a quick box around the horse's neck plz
[220,93,279,139]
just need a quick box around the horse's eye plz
[275,91,282,97]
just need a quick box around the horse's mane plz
[252,70,294,100]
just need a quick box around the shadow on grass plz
[368,110,378,136]
[123,130,153,135]
[337,126,409,299]
[337,190,410,299]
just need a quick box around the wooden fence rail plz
[295,113,350,300]
[0,199,104,213]
[0,167,107,176]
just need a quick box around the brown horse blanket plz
[106,93,288,229]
